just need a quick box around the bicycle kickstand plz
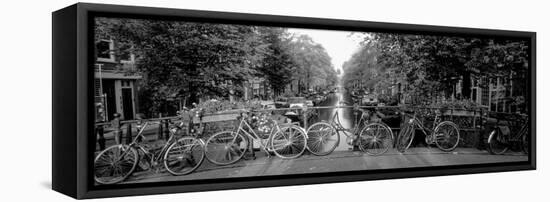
[263,148,271,159]
[243,142,257,161]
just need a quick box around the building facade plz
[456,73,526,113]
[94,39,142,122]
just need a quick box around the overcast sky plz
[287,28,364,73]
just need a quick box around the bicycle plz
[204,110,307,165]
[93,109,205,184]
[306,104,394,156]
[395,108,460,153]
[487,113,529,155]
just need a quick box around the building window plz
[472,88,477,102]
[96,39,115,62]
[119,44,135,64]
[121,80,131,87]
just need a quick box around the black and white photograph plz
[5,0,550,201]
[92,16,531,185]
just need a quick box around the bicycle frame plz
[329,108,369,138]
[231,114,284,156]
[495,116,528,141]
[515,124,528,141]
[403,111,443,144]
[404,111,452,148]
[487,113,529,155]
[323,107,379,148]
[126,121,180,170]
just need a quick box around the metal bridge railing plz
[94,105,493,151]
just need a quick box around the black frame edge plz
[77,2,534,38]
[52,3,78,199]
[82,163,533,199]
[530,32,536,169]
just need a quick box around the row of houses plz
[353,73,527,113]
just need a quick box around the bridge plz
[93,91,527,185]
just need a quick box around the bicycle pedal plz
[243,153,257,160]
[243,156,257,161]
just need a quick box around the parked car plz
[288,97,307,108]
[260,100,277,110]
[305,100,314,107]
[275,97,289,108]
[361,94,379,106]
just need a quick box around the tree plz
[95,18,268,116]
[288,34,337,93]
[366,32,529,107]
[257,27,296,96]
[342,38,380,92]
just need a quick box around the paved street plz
[121,147,527,184]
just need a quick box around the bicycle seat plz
[174,121,185,129]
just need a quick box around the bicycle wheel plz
[163,137,205,175]
[488,128,508,154]
[358,123,393,155]
[204,131,248,165]
[271,125,307,159]
[396,122,414,153]
[521,131,529,154]
[306,122,339,156]
[94,144,138,184]
[434,121,460,152]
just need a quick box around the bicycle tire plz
[358,122,393,155]
[433,121,460,152]
[271,125,307,159]
[94,144,138,184]
[306,121,339,156]
[163,137,205,175]
[521,130,529,154]
[488,128,509,155]
[204,131,248,165]
[520,125,529,155]
[396,122,414,153]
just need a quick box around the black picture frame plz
[52,3,536,199]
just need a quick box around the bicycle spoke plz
[96,155,113,165]
[273,128,305,158]
[307,123,338,156]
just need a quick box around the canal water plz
[311,87,356,151]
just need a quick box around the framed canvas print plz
[52,3,536,199]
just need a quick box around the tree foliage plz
[343,32,529,106]
[95,18,339,116]
[288,34,337,92]
[96,18,269,115]
[257,27,295,96]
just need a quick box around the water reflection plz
[311,88,355,151]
